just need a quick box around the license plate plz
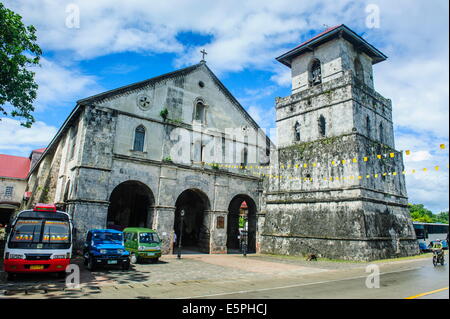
[30,265,44,270]
[107,260,118,264]
[147,252,155,256]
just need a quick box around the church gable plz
[79,63,262,134]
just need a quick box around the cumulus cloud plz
[0,118,58,157]
[32,58,101,109]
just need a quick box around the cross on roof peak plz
[200,49,207,62]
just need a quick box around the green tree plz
[435,211,449,224]
[0,3,42,127]
[408,204,449,224]
[408,203,434,223]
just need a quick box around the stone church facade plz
[20,24,417,260]
[21,63,271,254]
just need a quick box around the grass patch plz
[255,252,441,264]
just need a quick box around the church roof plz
[0,154,30,179]
[276,24,387,67]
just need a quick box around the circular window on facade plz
[198,81,205,88]
[137,93,152,110]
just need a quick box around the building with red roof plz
[0,148,45,224]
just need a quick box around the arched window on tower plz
[310,59,322,86]
[294,121,301,141]
[133,125,145,152]
[354,58,364,83]
[379,122,384,144]
[318,115,326,137]
[366,116,371,138]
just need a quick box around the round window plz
[137,94,152,110]
[198,81,205,88]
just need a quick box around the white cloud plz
[0,118,58,157]
[247,105,275,131]
[32,58,101,109]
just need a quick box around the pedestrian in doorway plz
[173,232,177,246]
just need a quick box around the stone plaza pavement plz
[0,253,434,299]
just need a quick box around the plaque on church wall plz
[216,216,225,229]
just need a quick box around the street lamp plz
[177,209,185,259]
[242,216,248,257]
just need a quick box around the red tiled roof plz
[0,154,30,179]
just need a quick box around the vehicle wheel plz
[433,256,437,267]
[130,253,137,264]
[151,258,159,264]
[57,271,66,279]
[87,256,96,271]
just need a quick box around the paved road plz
[197,258,449,299]
[0,253,448,299]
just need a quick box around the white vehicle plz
[3,203,73,279]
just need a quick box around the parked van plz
[123,228,162,264]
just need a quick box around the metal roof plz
[276,24,387,67]
[0,154,30,179]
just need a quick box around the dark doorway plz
[107,181,154,230]
[0,207,14,225]
[227,195,257,254]
[174,189,210,254]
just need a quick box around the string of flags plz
[248,164,449,182]
[204,143,448,171]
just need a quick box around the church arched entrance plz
[107,181,155,230]
[173,189,210,254]
[227,195,257,254]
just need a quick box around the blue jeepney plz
[83,229,130,271]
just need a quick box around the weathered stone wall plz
[290,37,375,94]
[25,65,269,254]
[264,44,417,260]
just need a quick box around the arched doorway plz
[107,181,155,230]
[173,189,210,253]
[227,195,257,254]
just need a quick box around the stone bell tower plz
[260,25,418,261]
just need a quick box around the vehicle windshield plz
[9,219,71,249]
[139,232,159,244]
[93,232,123,244]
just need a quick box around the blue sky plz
[0,0,448,213]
